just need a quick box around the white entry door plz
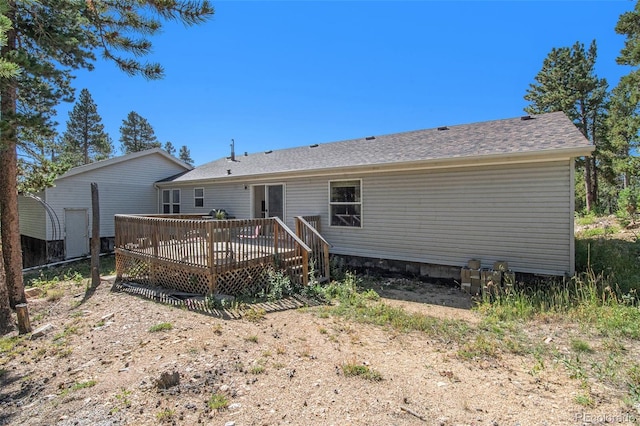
[65,209,89,259]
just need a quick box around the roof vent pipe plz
[227,169,231,175]
[230,139,236,161]
[437,126,449,131]
[244,151,248,156]
[365,136,375,140]
[521,115,534,121]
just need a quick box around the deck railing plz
[115,214,311,295]
[295,216,331,282]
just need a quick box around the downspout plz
[153,182,160,214]
[569,157,576,276]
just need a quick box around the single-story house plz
[19,148,192,267]
[155,112,593,278]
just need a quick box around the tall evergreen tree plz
[616,1,640,77]
[61,88,113,167]
[524,40,609,212]
[0,4,18,79]
[120,111,161,153]
[0,1,213,334]
[607,75,640,190]
[179,145,193,166]
[613,1,640,189]
[164,141,176,156]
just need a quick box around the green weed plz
[71,380,96,391]
[571,339,594,353]
[250,365,265,374]
[341,362,383,381]
[574,392,594,407]
[627,364,640,403]
[243,307,266,322]
[156,408,175,422]
[207,392,229,410]
[148,322,173,333]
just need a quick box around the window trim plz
[194,187,204,208]
[328,179,362,228]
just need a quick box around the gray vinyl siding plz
[189,160,573,276]
[320,161,572,276]
[18,193,46,240]
[167,182,250,218]
[44,154,189,239]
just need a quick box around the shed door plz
[65,209,89,259]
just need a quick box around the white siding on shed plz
[43,153,190,240]
[18,193,47,240]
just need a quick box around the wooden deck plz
[115,215,328,295]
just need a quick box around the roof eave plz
[57,148,193,181]
[157,145,594,186]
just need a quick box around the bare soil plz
[1,274,639,425]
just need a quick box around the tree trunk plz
[0,3,30,334]
[91,183,100,288]
[591,153,599,209]
[0,245,15,335]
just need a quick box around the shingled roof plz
[166,111,593,183]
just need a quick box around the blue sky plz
[58,1,634,166]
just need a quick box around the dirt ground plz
[1,274,639,426]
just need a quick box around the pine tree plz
[613,2,640,191]
[0,5,18,79]
[120,111,161,153]
[61,88,113,167]
[524,40,608,212]
[0,1,213,334]
[164,141,176,156]
[179,145,193,166]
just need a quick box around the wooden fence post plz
[16,303,31,334]
[91,183,100,288]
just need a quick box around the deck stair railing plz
[295,215,331,283]
[115,214,311,295]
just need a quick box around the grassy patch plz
[317,273,470,343]
[0,336,21,353]
[575,235,640,294]
[575,214,598,226]
[244,335,258,343]
[577,225,621,238]
[243,307,266,322]
[570,338,593,353]
[627,364,640,404]
[250,365,265,374]
[457,334,500,360]
[148,322,173,333]
[207,392,229,410]
[110,388,132,414]
[71,380,96,391]
[341,362,383,381]
[574,392,594,407]
[156,408,175,423]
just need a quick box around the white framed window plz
[329,179,362,227]
[162,189,181,214]
[194,187,204,208]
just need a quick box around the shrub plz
[617,186,640,226]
